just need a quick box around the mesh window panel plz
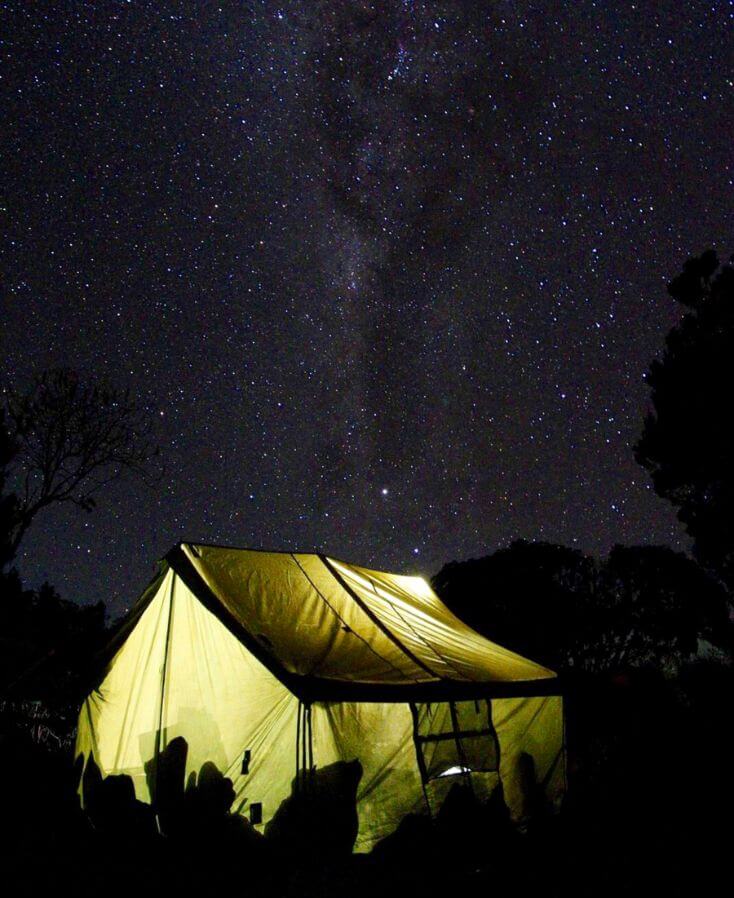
[412,700,499,782]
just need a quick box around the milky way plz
[2,2,733,612]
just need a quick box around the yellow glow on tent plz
[76,544,565,852]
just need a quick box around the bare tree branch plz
[2,369,161,559]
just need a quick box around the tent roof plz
[161,542,556,701]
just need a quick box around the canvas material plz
[182,543,555,683]
[76,547,565,852]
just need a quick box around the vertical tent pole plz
[153,574,175,834]
[295,700,302,794]
[306,703,314,781]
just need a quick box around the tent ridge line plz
[319,554,440,681]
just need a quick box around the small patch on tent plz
[242,749,251,775]
[249,802,263,825]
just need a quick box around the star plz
[3,1,725,610]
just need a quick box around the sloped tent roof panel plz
[178,542,555,687]
[329,559,554,682]
[181,544,425,684]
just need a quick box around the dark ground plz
[0,662,730,898]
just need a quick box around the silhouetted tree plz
[635,250,734,594]
[432,541,597,671]
[598,545,730,669]
[0,409,19,574]
[433,540,730,673]
[0,369,157,727]
[0,577,107,722]
[2,367,159,559]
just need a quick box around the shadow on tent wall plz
[77,731,550,870]
[79,736,366,858]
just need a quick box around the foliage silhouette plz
[433,541,595,671]
[599,544,730,665]
[0,578,107,722]
[82,754,158,843]
[0,368,159,743]
[432,539,730,672]
[0,409,18,574]
[139,735,262,851]
[2,367,160,559]
[636,250,734,595]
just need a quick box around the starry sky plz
[2,1,733,614]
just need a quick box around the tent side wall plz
[76,567,176,798]
[310,693,564,853]
[494,694,566,818]
[310,701,425,852]
[75,567,299,828]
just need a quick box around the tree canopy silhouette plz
[433,541,595,672]
[635,250,734,594]
[1,368,160,560]
[432,540,730,673]
[0,409,19,574]
[0,369,157,722]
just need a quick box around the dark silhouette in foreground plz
[1,662,731,897]
[266,759,362,858]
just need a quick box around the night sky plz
[3,2,733,614]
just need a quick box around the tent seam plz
[367,580,474,683]
[153,571,175,823]
[321,555,438,681]
[291,554,415,683]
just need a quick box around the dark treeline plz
[1,252,733,895]
[433,540,731,674]
[434,250,734,681]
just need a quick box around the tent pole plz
[301,703,306,792]
[449,701,475,796]
[306,704,313,779]
[301,702,313,794]
[295,701,302,795]
[152,575,175,835]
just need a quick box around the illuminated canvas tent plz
[76,543,565,852]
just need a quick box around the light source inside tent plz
[437,765,473,778]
